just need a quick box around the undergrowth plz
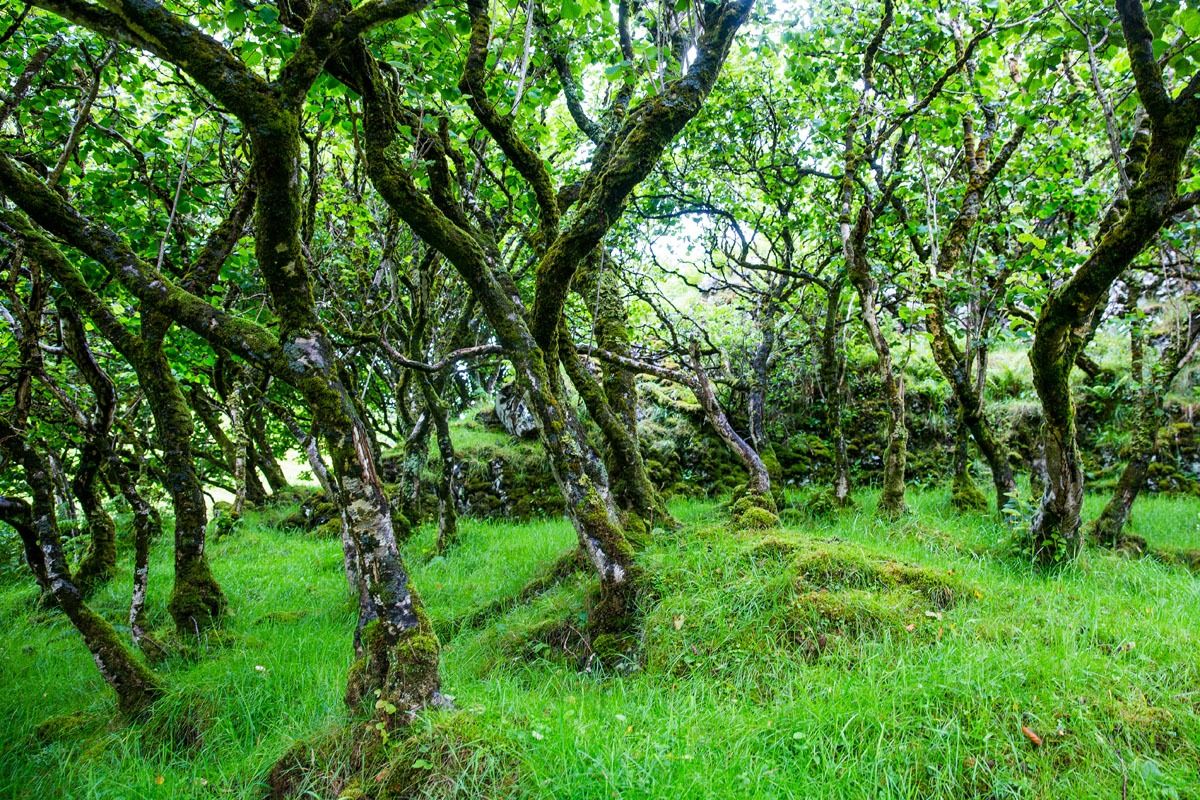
[1,488,1198,798]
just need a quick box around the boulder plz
[495,382,539,439]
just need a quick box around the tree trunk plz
[419,377,459,554]
[819,276,853,506]
[137,328,227,633]
[689,343,774,504]
[0,495,51,594]
[249,408,289,492]
[926,299,1019,509]
[2,425,162,716]
[572,254,671,528]
[949,406,988,511]
[1088,299,1199,546]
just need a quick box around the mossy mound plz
[143,626,240,665]
[281,491,339,533]
[792,543,965,609]
[645,532,973,677]
[33,710,103,744]
[788,541,970,659]
[267,713,515,800]
[950,472,990,512]
[728,488,781,530]
[1155,546,1200,572]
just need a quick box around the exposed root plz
[438,548,587,640]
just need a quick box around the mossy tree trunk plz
[137,319,228,633]
[60,304,119,594]
[844,204,908,517]
[837,1,907,517]
[689,342,774,501]
[818,274,853,506]
[1029,0,1200,565]
[348,0,754,633]
[419,375,459,554]
[1,427,163,717]
[917,119,1025,512]
[0,495,51,595]
[572,252,671,529]
[60,302,163,647]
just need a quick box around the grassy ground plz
[1,488,1198,799]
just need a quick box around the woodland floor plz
[1,489,1199,799]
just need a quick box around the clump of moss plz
[1108,692,1190,755]
[729,489,780,530]
[33,710,101,744]
[794,543,965,609]
[266,723,382,800]
[311,516,343,540]
[345,598,441,717]
[1155,546,1200,572]
[281,491,339,532]
[145,626,239,664]
[785,541,972,660]
[793,588,910,639]
[267,714,516,800]
[742,534,802,565]
[950,472,989,512]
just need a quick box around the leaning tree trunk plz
[2,424,162,716]
[61,302,163,646]
[69,420,119,597]
[418,376,459,554]
[949,406,988,511]
[1088,301,1198,547]
[136,325,227,633]
[0,495,51,595]
[926,302,1019,510]
[689,343,778,527]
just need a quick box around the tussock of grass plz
[1,488,1199,798]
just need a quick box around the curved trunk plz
[0,495,50,594]
[1031,96,1198,564]
[419,377,459,554]
[925,297,1018,509]
[1089,303,1199,546]
[249,409,289,492]
[136,327,227,633]
[2,426,162,716]
[573,255,670,528]
[70,438,118,594]
[690,343,773,499]
[560,325,665,533]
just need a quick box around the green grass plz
[1,488,1199,799]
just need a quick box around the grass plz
[1,487,1198,799]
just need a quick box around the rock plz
[495,382,539,439]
